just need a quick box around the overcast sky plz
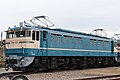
[0,0,120,38]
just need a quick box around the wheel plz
[4,64,10,71]
[12,66,18,71]
[11,75,28,80]
[33,65,39,72]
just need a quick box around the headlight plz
[20,57,25,62]
[21,59,24,62]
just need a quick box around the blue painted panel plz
[103,41,111,50]
[5,48,42,56]
[90,40,97,50]
[48,50,86,56]
[50,35,63,48]
[5,48,117,57]
[82,38,89,50]
[46,31,116,57]
[6,26,116,58]
[97,41,103,50]
[47,49,116,57]
[72,38,82,49]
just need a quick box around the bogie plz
[19,57,116,72]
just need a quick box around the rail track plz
[75,75,120,80]
[1,66,120,80]
[0,71,29,80]
[2,72,120,80]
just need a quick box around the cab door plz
[32,31,40,48]
[40,31,47,56]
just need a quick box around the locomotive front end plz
[5,27,39,71]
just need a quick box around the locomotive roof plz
[7,26,111,40]
[51,28,111,40]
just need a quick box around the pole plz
[1,32,2,42]
[0,32,2,56]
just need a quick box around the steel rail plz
[0,72,23,79]
[75,75,120,80]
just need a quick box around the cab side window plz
[32,31,35,40]
[32,31,40,41]
[43,31,46,41]
[36,31,39,41]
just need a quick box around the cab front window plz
[6,31,31,39]
[15,31,25,37]
[6,32,14,38]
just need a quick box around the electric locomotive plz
[4,16,118,72]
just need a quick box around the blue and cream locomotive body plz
[4,16,118,72]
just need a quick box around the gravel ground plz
[1,67,120,80]
[26,70,94,80]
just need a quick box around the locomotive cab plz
[6,28,40,49]
[5,27,40,71]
